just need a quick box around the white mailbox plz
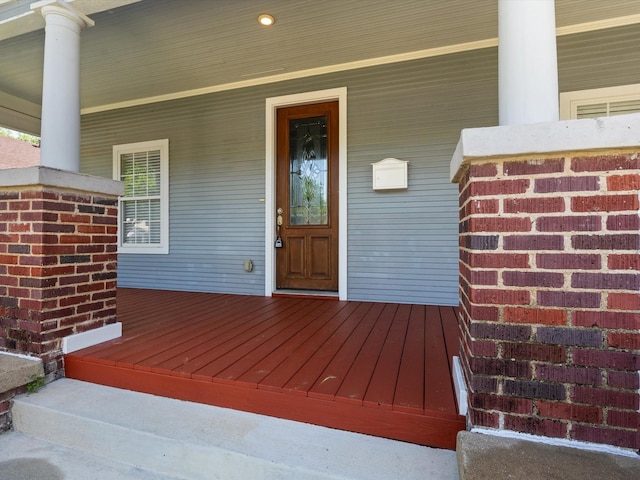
[371,158,408,190]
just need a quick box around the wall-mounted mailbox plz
[371,157,408,190]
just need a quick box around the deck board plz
[144,299,297,376]
[393,305,426,414]
[65,288,465,450]
[235,301,355,388]
[362,303,411,410]
[193,300,321,382]
[281,302,377,397]
[424,306,457,413]
[308,302,387,401]
[441,305,462,375]
[173,299,304,378]
[88,296,240,363]
[329,303,397,405]
[217,299,338,385]
[258,301,362,393]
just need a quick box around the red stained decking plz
[65,288,465,450]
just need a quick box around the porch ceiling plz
[1,0,640,132]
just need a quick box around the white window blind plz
[113,140,169,254]
[560,84,640,120]
[577,98,640,119]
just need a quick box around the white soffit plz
[0,0,140,41]
[81,12,640,115]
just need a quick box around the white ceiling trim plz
[81,13,640,115]
[0,91,41,134]
[0,9,32,25]
[556,12,640,36]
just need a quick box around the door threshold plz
[273,289,339,300]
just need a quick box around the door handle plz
[275,207,284,248]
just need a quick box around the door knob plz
[275,207,284,248]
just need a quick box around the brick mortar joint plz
[462,311,640,330]
[471,408,638,434]
[466,354,639,384]
[13,186,119,199]
[469,375,640,398]
[469,335,634,360]
[468,169,632,181]
[466,170,639,202]
[465,149,637,171]
[462,260,638,284]
[472,390,639,415]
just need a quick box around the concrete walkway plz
[0,431,180,480]
[457,431,640,480]
[3,379,459,480]
[5,379,638,479]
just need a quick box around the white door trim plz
[265,87,348,300]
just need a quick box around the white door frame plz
[265,87,348,300]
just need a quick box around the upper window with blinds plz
[113,139,169,254]
[560,84,640,120]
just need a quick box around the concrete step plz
[11,379,459,480]
[0,431,183,480]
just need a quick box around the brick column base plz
[452,118,639,452]
[1,167,123,379]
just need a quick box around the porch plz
[64,288,465,450]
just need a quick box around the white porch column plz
[33,1,94,172]
[498,0,559,126]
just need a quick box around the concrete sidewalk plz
[4,379,460,480]
[457,431,640,480]
[5,380,638,479]
[0,431,181,480]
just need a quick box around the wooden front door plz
[276,101,339,291]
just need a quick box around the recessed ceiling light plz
[258,14,275,26]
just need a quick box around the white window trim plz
[560,83,640,120]
[113,139,169,254]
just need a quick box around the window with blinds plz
[113,139,169,254]
[560,84,640,120]
[577,98,640,119]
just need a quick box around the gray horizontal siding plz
[81,24,640,306]
[83,89,268,296]
[558,24,640,92]
[343,48,496,305]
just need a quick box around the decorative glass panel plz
[289,115,328,225]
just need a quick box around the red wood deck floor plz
[65,288,466,450]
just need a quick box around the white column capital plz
[31,0,95,29]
